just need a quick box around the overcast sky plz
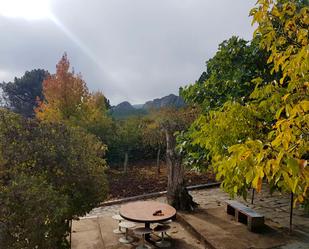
[0,0,256,105]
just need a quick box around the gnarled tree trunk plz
[165,129,197,211]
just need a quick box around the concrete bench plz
[226,200,264,232]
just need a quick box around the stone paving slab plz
[71,218,105,249]
[178,207,287,249]
[273,242,309,249]
[72,216,208,249]
[96,217,129,249]
[82,186,309,249]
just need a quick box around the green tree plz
[182,0,309,207]
[117,117,142,173]
[0,69,48,117]
[179,36,276,172]
[191,102,261,156]
[0,174,69,249]
[0,109,108,248]
[78,91,114,144]
[180,36,276,111]
[141,115,165,174]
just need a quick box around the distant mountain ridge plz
[110,94,185,119]
[143,94,185,110]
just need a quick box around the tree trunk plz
[165,129,197,211]
[123,152,128,174]
[156,146,161,174]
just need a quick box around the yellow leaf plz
[298,195,304,203]
[292,178,298,193]
[275,106,284,119]
[257,178,262,192]
[300,100,309,112]
[234,186,238,193]
[252,175,262,192]
[282,93,290,102]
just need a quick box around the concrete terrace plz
[72,186,309,249]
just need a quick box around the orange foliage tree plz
[36,53,90,123]
[35,53,111,135]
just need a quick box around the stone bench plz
[226,200,264,232]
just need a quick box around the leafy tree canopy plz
[0,109,108,248]
[36,53,91,122]
[0,69,48,117]
[141,112,167,149]
[181,0,308,207]
[118,117,143,153]
[180,36,276,111]
[35,54,113,145]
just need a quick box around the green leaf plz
[287,158,299,175]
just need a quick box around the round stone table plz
[120,201,176,240]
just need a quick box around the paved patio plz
[71,216,207,249]
[72,186,309,249]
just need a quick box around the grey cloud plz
[1,0,256,105]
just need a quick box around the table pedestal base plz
[119,236,133,244]
[156,240,171,248]
[144,222,151,241]
[136,245,151,249]
[113,228,124,234]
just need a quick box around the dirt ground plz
[106,161,215,200]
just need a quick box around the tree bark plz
[156,146,161,174]
[165,129,197,211]
[123,152,128,174]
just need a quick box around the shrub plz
[0,109,108,248]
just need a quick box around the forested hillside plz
[110,94,185,119]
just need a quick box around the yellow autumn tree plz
[213,0,308,206]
